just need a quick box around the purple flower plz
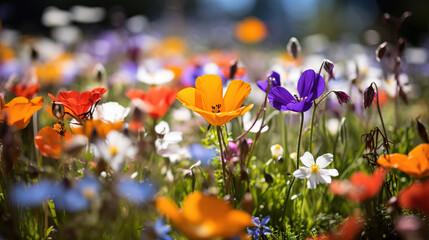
[268,69,325,112]
[257,71,280,92]
[334,91,351,105]
[247,216,273,239]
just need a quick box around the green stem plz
[281,111,304,225]
[216,126,228,195]
[308,101,317,152]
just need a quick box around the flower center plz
[211,104,222,113]
[294,94,307,102]
[82,187,96,200]
[109,146,118,156]
[310,163,320,174]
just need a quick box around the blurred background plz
[2,0,428,46]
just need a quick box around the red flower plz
[330,167,387,202]
[126,86,178,119]
[398,179,429,216]
[35,126,72,159]
[48,88,106,119]
[9,83,40,99]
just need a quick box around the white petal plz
[307,175,318,189]
[300,152,314,167]
[316,153,334,168]
[293,167,311,179]
[155,121,170,135]
[320,168,339,177]
[317,173,331,184]
[164,132,183,143]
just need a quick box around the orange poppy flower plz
[48,88,107,119]
[398,179,429,216]
[234,17,267,44]
[0,97,43,129]
[330,167,387,202]
[9,83,40,99]
[377,144,429,178]
[156,192,252,240]
[126,86,178,119]
[308,212,364,240]
[176,74,253,126]
[34,126,72,159]
[70,119,123,138]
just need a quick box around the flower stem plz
[371,82,389,154]
[308,101,317,152]
[281,112,304,225]
[216,126,228,195]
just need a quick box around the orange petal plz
[377,153,407,169]
[221,210,253,238]
[223,80,251,111]
[176,88,204,110]
[155,197,183,224]
[195,75,224,112]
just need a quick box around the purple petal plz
[297,69,325,101]
[261,216,270,225]
[257,80,269,92]
[268,86,295,111]
[268,71,281,87]
[284,101,313,112]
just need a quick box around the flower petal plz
[317,173,332,184]
[300,152,315,167]
[316,153,334,168]
[195,75,224,112]
[307,175,318,189]
[267,86,295,111]
[223,80,251,112]
[293,167,311,179]
[320,168,339,177]
[297,69,325,101]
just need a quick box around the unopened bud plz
[334,91,351,105]
[363,85,375,108]
[241,192,254,214]
[30,47,39,61]
[229,60,238,80]
[383,13,391,24]
[239,138,249,158]
[416,118,428,143]
[52,102,65,120]
[400,11,412,22]
[322,59,335,79]
[286,37,301,60]
[376,42,389,62]
[264,172,273,184]
[93,63,106,82]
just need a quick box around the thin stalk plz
[217,126,228,195]
[308,101,317,152]
[281,111,304,225]
[371,82,389,153]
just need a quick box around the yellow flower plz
[176,74,253,126]
[0,97,44,129]
[156,192,253,240]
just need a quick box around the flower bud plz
[241,192,254,214]
[286,37,301,60]
[416,118,428,143]
[376,42,389,62]
[270,144,283,160]
[334,91,351,105]
[264,172,273,184]
[93,63,106,82]
[52,102,65,120]
[363,85,375,108]
[229,60,238,80]
[400,11,412,23]
[322,59,335,80]
[397,38,406,54]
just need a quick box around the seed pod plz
[286,37,301,60]
[52,102,65,120]
[264,172,273,184]
[93,63,106,82]
[229,60,238,80]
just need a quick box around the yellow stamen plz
[109,146,118,156]
[310,163,320,173]
[82,187,95,200]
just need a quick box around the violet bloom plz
[268,69,325,112]
[257,71,280,92]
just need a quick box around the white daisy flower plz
[154,121,186,162]
[270,144,283,160]
[293,152,338,189]
[92,131,137,172]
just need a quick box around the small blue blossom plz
[9,180,59,207]
[154,219,173,240]
[116,178,155,204]
[188,143,218,165]
[54,177,101,212]
[247,216,273,239]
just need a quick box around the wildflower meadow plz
[0,1,428,239]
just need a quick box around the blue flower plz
[268,69,325,112]
[154,219,173,240]
[116,178,155,204]
[257,71,280,92]
[9,180,59,207]
[54,177,101,212]
[188,143,218,165]
[247,216,273,239]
